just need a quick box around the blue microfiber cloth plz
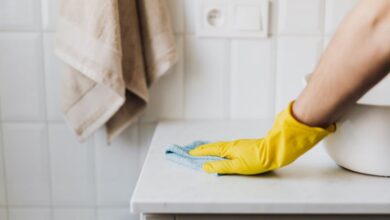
[165,140,226,172]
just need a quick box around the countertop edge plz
[130,201,390,214]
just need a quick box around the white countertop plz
[131,120,390,214]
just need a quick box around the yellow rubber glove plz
[189,102,336,174]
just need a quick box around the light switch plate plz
[196,0,269,38]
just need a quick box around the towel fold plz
[55,0,177,142]
[165,141,225,171]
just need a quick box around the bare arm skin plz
[293,0,390,128]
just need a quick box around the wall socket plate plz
[196,0,269,38]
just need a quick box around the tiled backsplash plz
[0,0,357,219]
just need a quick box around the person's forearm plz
[293,0,390,128]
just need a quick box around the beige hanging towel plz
[55,0,177,142]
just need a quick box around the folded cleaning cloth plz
[55,0,177,142]
[165,141,226,171]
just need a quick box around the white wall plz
[0,0,358,219]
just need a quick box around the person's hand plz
[189,102,336,175]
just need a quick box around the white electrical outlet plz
[196,0,269,38]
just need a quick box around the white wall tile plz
[0,126,6,206]
[0,0,41,30]
[141,36,184,122]
[0,208,7,220]
[184,0,197,34]
[8,208,50,220]
[275,36,322,113]
[0,33,46,121]
[94,126,139,206]
[167,0,185,33]
[41,0,59,31]
[230,38,275,119]
[43,33,64,121]
[3,123,51,206]
[53,208,96,220]
[184,36,229,119]
[49,123,95,206]
[97,208,139,220]
[324,0,358,35]
[278,0,323,35]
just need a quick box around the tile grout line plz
[227,38,233,120]
[270,36,278,117]
[180,33,324,37]
[0,47,10,218]
[40,30,55,220]
[136,123,142,189]
[39,1,57,218]
[137,121,143,174]
[273,0,280,116]
[319,0,327,59]
[181,1,192,120]
[182,0,188,120]
[0,31,326,37]
[267,0,276,117]
[179,34,186,121]
[91,131,99,219]
[177,0,185,108]
[0,118,10,219]
[0,120,65,123]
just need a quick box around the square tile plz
[41,0,59,31]
[94,126,140,206]
[8,208,50,220]
[167,0,185,33]
[277,0,323,34]
[97,208,139,220]
[2,123,51,206]
[230,38,275,119]
[0,33,46,121]
[141,36,184,122]
[0,127,6,206]
[184,0,197,34]
[184,36,229,119]
[43,33,64,121]
[0,0,41,30]
[49,123,95,206]
[53,208,96,220]
[275,36,322,113]
[324,0,358,35]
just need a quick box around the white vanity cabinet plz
[131,121,390,220]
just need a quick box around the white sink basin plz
[304,74,390,177]
[324,105,390,176]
